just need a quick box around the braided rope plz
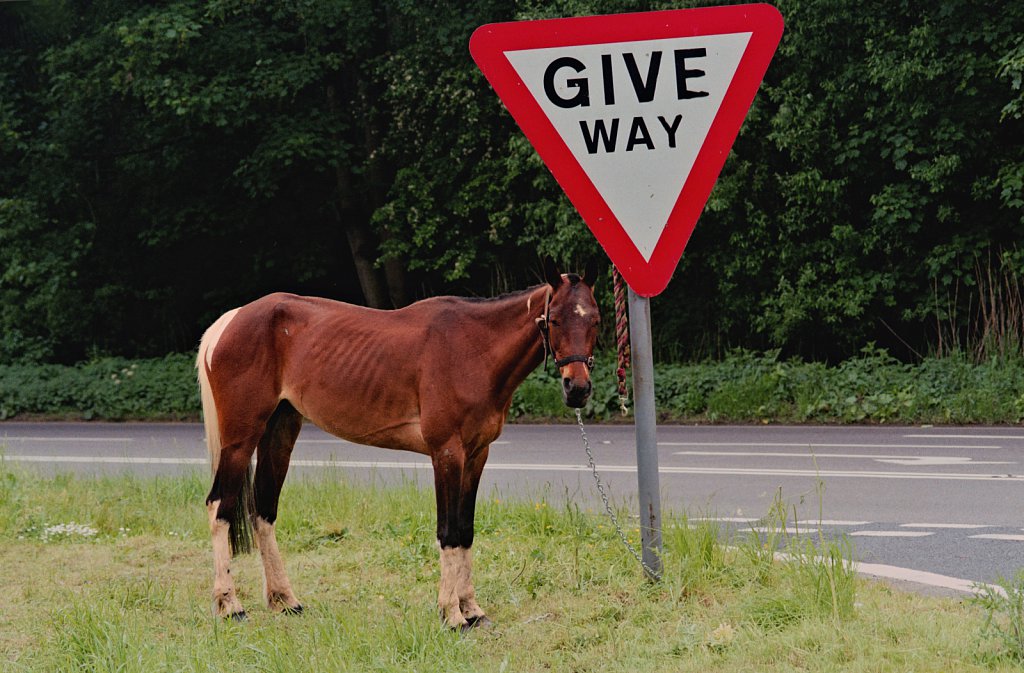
[612,266,630,415]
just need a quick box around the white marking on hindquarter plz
[574,303,588,317]
[202,308,240,370]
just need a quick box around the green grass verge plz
[0,466,1020,671]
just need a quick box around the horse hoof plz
[464,614,494,629]
[282,604,304,615]
[228,611,248,622]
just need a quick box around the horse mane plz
[440,284,545,305]
[440,274,583,306]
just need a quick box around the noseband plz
[535,289,595,372]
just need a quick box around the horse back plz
[205,292,490,454]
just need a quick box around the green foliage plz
[0,354,198,420]
[971,571,1024,663]
[653,0,1024,359]
[510,346,1024,424]
[3,349,1024,423]
[0,0,1023,364]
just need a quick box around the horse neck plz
[481,284,550,402]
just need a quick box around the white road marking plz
[664,442,1001,449]
[852,561,1002,596]
[4,455,207,465]
[671,450,1013,466]
[693,516,757,523]
[1,437,511,447]
[901,523,992,529]
[903,434,1024,440]
[3,456,1022,482]
[875,457,1014,466]
[0,437,134,443]
[295,439,511,446]
[851,531,934,538]
[698,518,871,527]
[769,548,1004,596]
[295,439,353,445]
[969,534,1024,542]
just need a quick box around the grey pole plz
[627,288,663,580]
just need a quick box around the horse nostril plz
[562,377,572,392]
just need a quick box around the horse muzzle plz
[561,373,593,408]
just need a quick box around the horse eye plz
[549,319,560,327]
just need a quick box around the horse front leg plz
[432,443,490,630]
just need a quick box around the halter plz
[535,287,595,372]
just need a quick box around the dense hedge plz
[3,352,1023,424]
[519,348,1024,424]
[0,355,199,421]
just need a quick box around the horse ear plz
[543,258,563,288]
[582,259,599,288]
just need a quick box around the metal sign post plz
[627,288,662,579]
[471,4,783,582]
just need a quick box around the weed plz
[971,571,1024,663]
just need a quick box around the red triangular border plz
[470,4,783,296]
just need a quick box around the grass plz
[0,466,1021,672]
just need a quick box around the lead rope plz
[575,408,662,581]
[613,266,630,416]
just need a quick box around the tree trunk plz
[327,82,390,308]
[333,161,389,309]
[383,254,409,308]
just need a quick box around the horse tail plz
[197,308,254,555]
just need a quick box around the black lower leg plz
[253,401,302,524]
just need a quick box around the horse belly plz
[280,347,428,455]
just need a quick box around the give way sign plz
[470,4,784,296]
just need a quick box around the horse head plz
[540,259,601,408]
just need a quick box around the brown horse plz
[196,261,599,628]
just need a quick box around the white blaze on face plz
[574,303,588,317]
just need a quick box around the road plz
[2,421,1022,592]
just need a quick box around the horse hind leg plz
[253,400,304,613]
[206,434,260,620]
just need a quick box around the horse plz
[196,260,600,628]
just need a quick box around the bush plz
[511,347,1024,424]
[0,354,198,420]
[2,348,1024,423]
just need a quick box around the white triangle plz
[505,33,751,261]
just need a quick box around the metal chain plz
[575,409,662,581]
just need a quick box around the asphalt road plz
[2,421,1022,591]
